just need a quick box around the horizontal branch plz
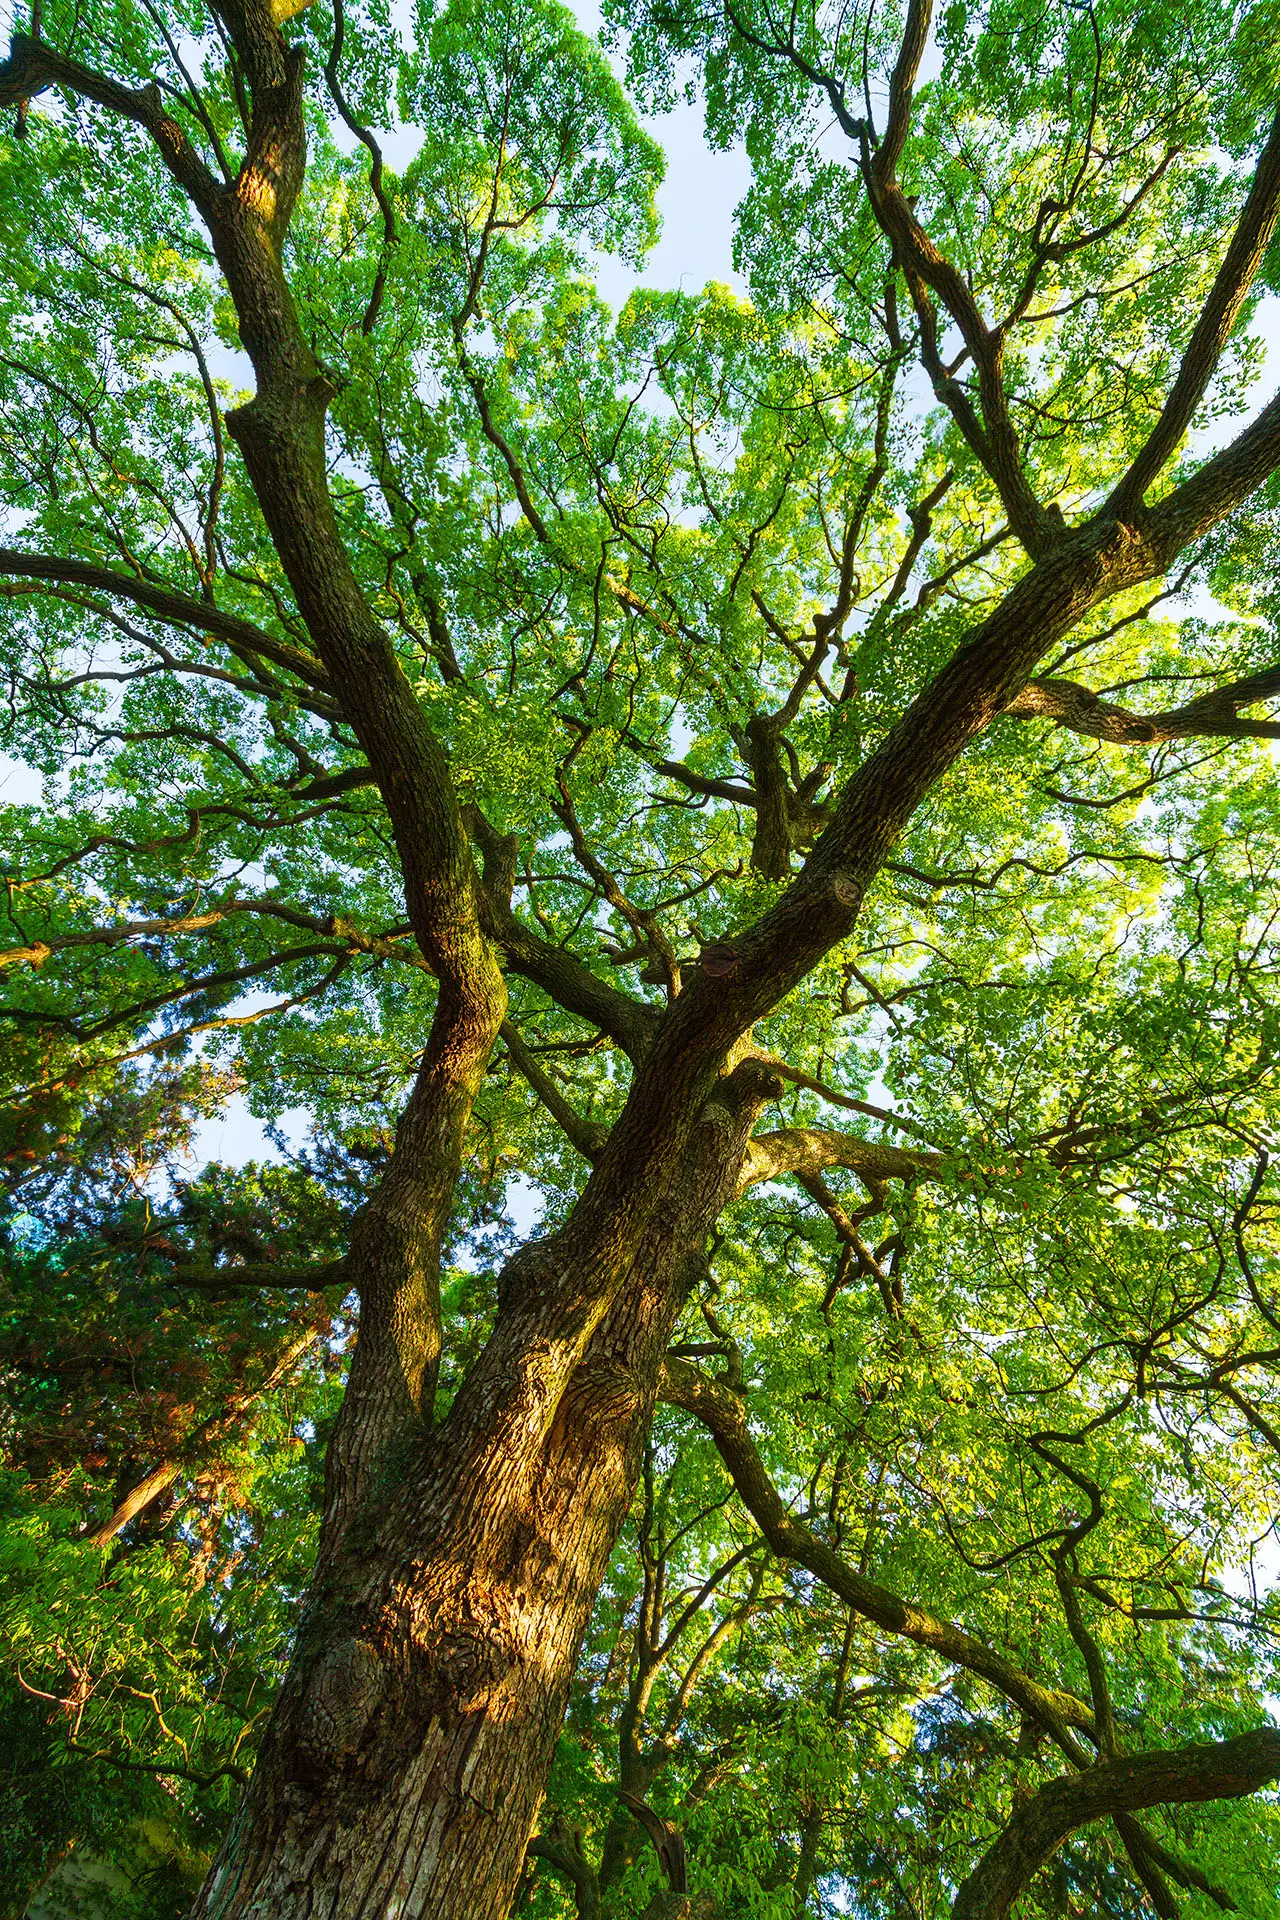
[66,1740,249,1790]
[165,1259,349,1292]
[638,749,756,810]
[953,1728,1280,1920]
[3,939,347,1043]
[737,1126,938,1195]
[1006,666,1280,742]
[0,900,428,973]
[0,546,331,692]
[753,1056,940,1141]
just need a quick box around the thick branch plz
[1005,666,1280,742]
[0,32,220,212]
[1146,383,1280,559]
[0,901,422,972]
[1111,107,1280,514]
[952,1729,1280,1920]
[0,547,331,691]
[737,1126,937,1195]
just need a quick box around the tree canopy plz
[3,0,1280,1914]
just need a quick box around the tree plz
[4,0,1280,1910]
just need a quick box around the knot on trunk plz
[411,1587,522,1717]
[292,1634,386,1782]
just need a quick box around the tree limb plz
[737,1126,937,1195]
[500,1019,609,1161]
[1006,666,1280,741]
[952,1729,1280,1920]
[656,1357,1095,1741]
[0,546,331,691]
[1110,106,1280,514]
[0,31,221,214]
[80,1326,320,1547]
[165,1259,349,1293]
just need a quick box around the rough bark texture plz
[1006,666,1280,741]
[193,1071,778,1918]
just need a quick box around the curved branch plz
[0,546,331,691]
[323,0,397,333]
[527,1826,601,1919]
[952,1729,1280,1920]
[656,1357,1095,1741]
[737,1126,937,1195]
[1110,106,1280,515]
[467,804,656,1061]
[861,0,1049,554]
[0,31,220,213]
[500,1018,609,1161]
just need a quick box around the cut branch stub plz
[696,941,739,979]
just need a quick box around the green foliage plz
[3,0,1280,1911]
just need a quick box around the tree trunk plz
[191,1069,776,1919]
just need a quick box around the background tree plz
[4,0,1280,1913]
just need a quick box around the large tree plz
[5,0,1280,1912]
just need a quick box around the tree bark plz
[191,1068,778,1919]
[656,1357,1096,1743]
[1005,666,1280,742]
